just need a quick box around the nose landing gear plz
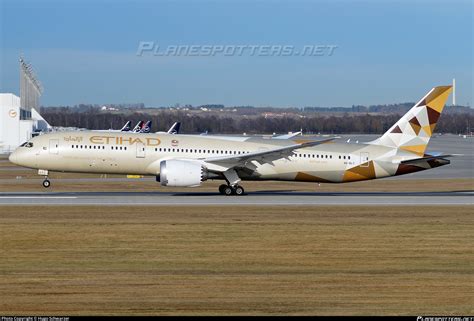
[42,178,51,188]
[38,170,51,188]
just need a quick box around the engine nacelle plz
[159,160,208,187]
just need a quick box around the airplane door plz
[360,152,369,167]
[49,139,59,154]
[136,143,145,158]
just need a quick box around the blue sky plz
[0,0,472,107]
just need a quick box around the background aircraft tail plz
[167,122,181,134]
[140,121,152,133]
[120,120,132,132]
[132,121,144,133]
[370,86,452,156]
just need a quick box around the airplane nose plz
[8,151,18,164]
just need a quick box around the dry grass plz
[0,206,472,315]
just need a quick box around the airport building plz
[0,57,50,154]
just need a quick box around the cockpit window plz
[20,142,33,148]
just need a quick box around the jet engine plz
[159,160,208,187]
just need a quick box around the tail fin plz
[370,85,452,156]
[167,122,181,134]
[120,120,132,132]
[132,121,144,133]
[140,121,152,133]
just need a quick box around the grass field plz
[1,205,472,315]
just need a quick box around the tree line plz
[40,108,473,135]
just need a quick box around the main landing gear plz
[218,184,245,196]
[218,168,245,196]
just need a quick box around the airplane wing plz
[273,131,302,140]
[201,138,334,168]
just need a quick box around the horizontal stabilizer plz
[399,153,463,164]
[399,155,456,165]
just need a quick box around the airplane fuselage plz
[9,131,447,184]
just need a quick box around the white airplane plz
[156,122,180,134]
[273,131,302,139]
[9,86,454,195]
[96,120,132,132]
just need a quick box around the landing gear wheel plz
[234,185,245,196]
[223,186,234,196]
[42,179,51,188]
[218,184,228,195]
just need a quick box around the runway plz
[0,190,472,205]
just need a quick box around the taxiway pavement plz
[0,190,471,205]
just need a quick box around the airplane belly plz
[37,152,152,175]
[254,159,344,183]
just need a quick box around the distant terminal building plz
[0,57,51,154]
